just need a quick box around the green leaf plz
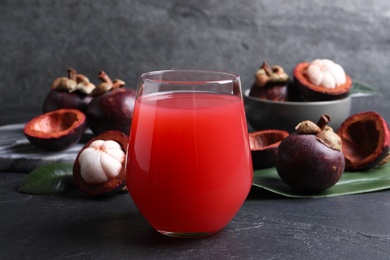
[350,80,381,98]
[252,162,390,198]
[18,163,75,195]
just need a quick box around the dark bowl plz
[244,89,351,132]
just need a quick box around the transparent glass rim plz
[139,70,240,85]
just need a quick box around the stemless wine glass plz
[126,70,253,238]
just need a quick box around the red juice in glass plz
[127,91,253,237]
[126,70,253,238]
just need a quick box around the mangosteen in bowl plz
[244,58,356,132]
[244,89,352,133]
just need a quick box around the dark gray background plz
[1,0,389,123]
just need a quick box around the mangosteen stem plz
[68,68,77,81]
[317,114,331,130]
[99,71,113,85]
[261,61,273,76]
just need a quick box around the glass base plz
[157,230,216,238]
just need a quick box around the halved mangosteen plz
[293,60,352,101]
[249,129,289,169]
[24,109,87,151]
[337,111,390,171]
[73,130,129,197]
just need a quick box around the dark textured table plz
[1,118,390,260]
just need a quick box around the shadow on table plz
[52,191,215,249]
[48,210,228,254]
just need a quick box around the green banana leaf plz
[18,163,74,195]
[252,162,390,198]
[350,81,381,97]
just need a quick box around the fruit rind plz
[86,88,136,135]
[337,111,390,171]
[249,129,289,169]
[43,90,93,113]
[24,109,87,151]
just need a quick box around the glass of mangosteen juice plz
[126,70,253,238]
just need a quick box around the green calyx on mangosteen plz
[276,114,345,193]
